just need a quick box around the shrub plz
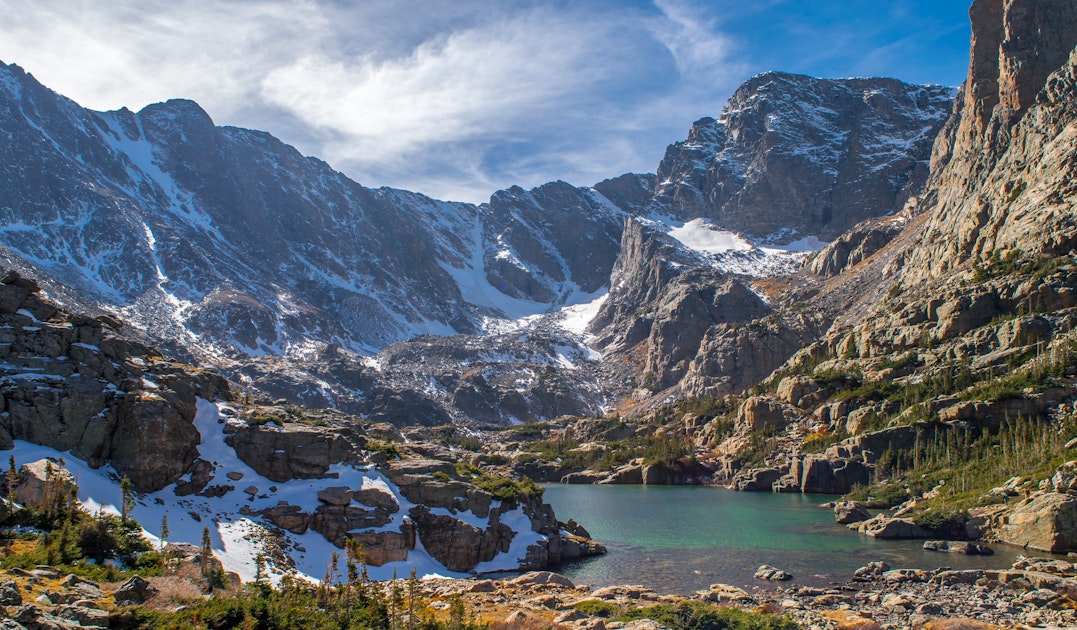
[575,599,621,618]
[913,509,970,539]
[618,601,798,630]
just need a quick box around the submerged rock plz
[923,540,994,555]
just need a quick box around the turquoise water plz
[543,484,1026,595]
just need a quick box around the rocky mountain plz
[650,73,954,243]
[0,61,627,352]
[578,74,953,405]
[594,0,1077,555]
[0,57,955,424]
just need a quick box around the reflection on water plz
[542,484,1027,595]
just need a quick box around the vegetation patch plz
[453,463,543,501]
[617,601,798,630]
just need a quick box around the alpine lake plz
[541,484,1031,595]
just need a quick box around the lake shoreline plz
[541,483,1037,595]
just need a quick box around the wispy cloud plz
[0,0,968,203]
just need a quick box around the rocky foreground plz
[3,553,1076,629]
[427,556,1077,629]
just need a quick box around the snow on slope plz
[647,217,827,278]
[8,399,546,584]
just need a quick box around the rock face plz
[652,73,953,242]
[904,0,1077,282]
[999,493,1077,553]
[228,422,365,482]
[0,272,228,492]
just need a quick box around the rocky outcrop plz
[923,540,993,555]
[410,506,515,572]
[834,501,871,525]
[0,272,229,492]
[998,493,1077,553]
[807,218,904,277]
[482,181,624,302]
[227,420,366,482]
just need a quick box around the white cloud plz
[261,9,614,160]
[0,0,749,202]
[651,0,741,81]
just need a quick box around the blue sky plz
[0,0,971,203]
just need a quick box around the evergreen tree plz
[159,514,170,553]
[120,476,134,525]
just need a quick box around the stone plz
[229,421,365,483]
[504,611,530,626]
[54,604,110,626]
[591,585,651,600]
[776,376,823,408]
[732,467,782,492]
[510,571,575,588]
[853,516,930,539]
[998,493,1077,553]
[226,471,244,481]
[113,575,157,605]
[466,580,497,593]
[316,486,353,506]
[754,565,793,581]
[347,529,415,566]
[352,487,400,512]
[554,610,589,624]
[933,570,986,585]
[13,460,76,508]
[257,503,311,534]
[793,454,870,494]
[409,507,514,572]
[834,500,871,525]
[311,505,393,546]
[697,583,753,605]
[882,569,930,583]
[0,580,22,605]
[923,540,994,555]
[598,465,644,485]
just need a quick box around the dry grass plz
[752,276,796,300]
[142,575,206,610]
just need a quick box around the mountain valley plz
[2,0,1077,627]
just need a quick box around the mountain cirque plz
[0,59,953,423]
[6,0,1077,626]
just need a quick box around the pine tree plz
[159,515,170,553]
[200,526,214,579]
[254,553,266,588]
[5,456,16,514]
[406,567,420,630]
[120,476,134,525]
